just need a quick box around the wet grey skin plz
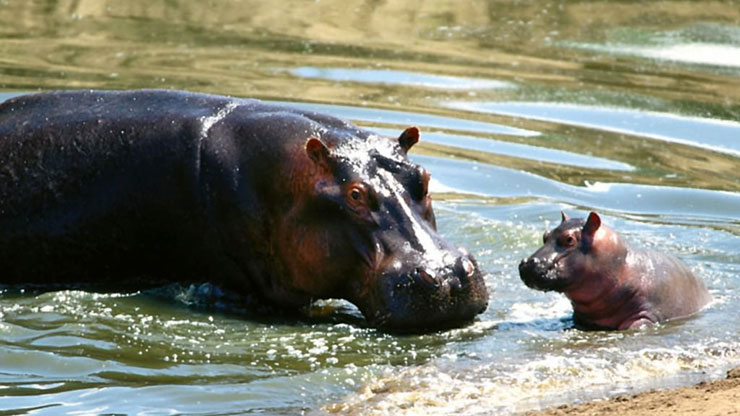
[0,89,488,332]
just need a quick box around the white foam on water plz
[507,297,572,322]
[327,340,740,415]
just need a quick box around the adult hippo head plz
[274,125,489,331]
[0,89,488,332]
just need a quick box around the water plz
[0,1,739,414]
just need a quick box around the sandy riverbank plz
[520,368,740,416]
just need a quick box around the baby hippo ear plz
[398,126,420,154]
[306,137,331,170]
[582,211,602,237]
[561,211,570,223]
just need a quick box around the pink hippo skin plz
[518,212,712,330]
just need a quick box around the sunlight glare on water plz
[285,67,516,90]
[446,101,740,157]
[600,43,740,68]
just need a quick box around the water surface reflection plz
[0,1,739,415]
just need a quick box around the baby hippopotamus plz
[519,211,711,330]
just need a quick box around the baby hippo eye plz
[558,233,577,247]
[543,230,551,243]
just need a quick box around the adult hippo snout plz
[368,250,488,331]
[342,190,488,332]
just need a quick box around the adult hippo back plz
[0,89,488,331]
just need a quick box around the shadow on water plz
[493,316,574,333]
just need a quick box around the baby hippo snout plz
[519,257,559,291]
[518,257,537,288]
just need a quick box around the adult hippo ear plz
[306,137,332,169]
[398,126,420,154]
[581,212,602,249]
[305,137,343,200]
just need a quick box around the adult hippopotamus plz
[0,89,488,331]
[518,211,711,330]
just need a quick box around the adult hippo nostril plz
[447,276,463,292]
[413,268,440,290]
[464,259,475,278]
[455,256,476,282]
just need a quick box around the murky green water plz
[1,1,739,414]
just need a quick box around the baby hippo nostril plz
[519,257,535,272]
[519,259,534,282]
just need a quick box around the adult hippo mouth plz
[0,89,488,333]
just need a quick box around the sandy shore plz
[520,368,740,416]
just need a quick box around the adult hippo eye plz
[347,185,366,206]
[543,230,551,243]
[346,183,379,213]
[350,188,362,201]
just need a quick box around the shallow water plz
[0,1,739,415]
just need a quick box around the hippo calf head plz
[518,211,624,293]
[279,125,488,331]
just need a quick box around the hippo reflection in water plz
[0,90,488,332]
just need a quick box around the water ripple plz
[283,66,515,90]
[446,101,740,157]
[273,101,539,137]
[416,153,740,222]
[372,127,634,171]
